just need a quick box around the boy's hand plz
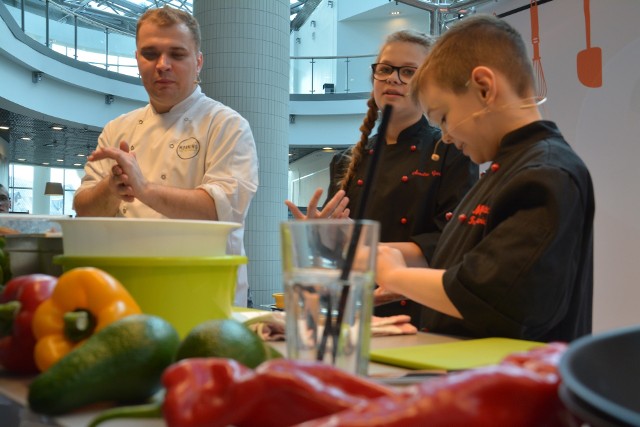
[373,287,406,306]
[376,244,408,293]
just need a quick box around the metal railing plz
[4,0,138,76]
[3,0,374,94]
[290,54,374,95]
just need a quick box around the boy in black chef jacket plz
[375,14,595,342]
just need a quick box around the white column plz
[194,0,290,307]
[32,166,50,214]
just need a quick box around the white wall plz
[337,14,431,57]
[292,0,337,57]
[288,150,336,207]
[289,113,362,147]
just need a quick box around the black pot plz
[559,325,640,426]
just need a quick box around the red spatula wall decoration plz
[577,0,602,88]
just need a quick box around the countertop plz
[0,332,460,427]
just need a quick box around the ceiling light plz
[391,11,401,15]
[288,153,293,156]
[73,163,82,166]
[17,158,26,162]
[20,136,31,141]
[56,159,64,162]
[42,162,50,165]
[0,125,9,130]
[76,153,86,157]
[322,147,333,150]
[51,125,65,130]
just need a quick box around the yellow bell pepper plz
[32,267,142,372]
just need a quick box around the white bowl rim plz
[1,214,69,221]
[53,217,242,228]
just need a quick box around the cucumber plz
[28,314,179,415]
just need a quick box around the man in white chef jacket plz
[74,6,259,307]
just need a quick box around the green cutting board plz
[369,337,545,371]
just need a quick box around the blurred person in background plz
[0,184,11,213]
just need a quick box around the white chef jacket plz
[76,87,259,306]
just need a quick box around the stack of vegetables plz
[0,268,179,413]
[0,265,575,427]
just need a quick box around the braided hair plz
[337,29,433,191]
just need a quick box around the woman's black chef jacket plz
[422,121,595,342]
[327,116,479,325]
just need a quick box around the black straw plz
[316,105,393,363]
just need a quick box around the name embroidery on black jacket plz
[411,169,441,177]
[466,204,490,226]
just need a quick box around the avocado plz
[28,314,179,415]
[176,318,271,369]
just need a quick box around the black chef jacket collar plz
[494,120,562,160]
[366,115,432,150]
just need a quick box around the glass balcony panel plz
[23,0,45,45]
[312,57,335,94]
[343,56,374,94]
[107,31,137,75]
[77,21,107,70]
[291,55,374,95]
[48,6,75,55]
[3,0,22,24]
[290,57,307,94]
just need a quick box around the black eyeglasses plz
[371,63,418,84]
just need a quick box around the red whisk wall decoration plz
[529,0,547,100]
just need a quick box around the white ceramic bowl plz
[54,217,241,257]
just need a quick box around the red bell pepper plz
[88,344,570,427]
[296,343,569,427]
[162,358,264,427]
[161,358,396,427]
[87,357,397,427]
[0,274,57,374]
[250,359,398,426]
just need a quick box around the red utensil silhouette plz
[530,0,547,99]
[577,0,602,88]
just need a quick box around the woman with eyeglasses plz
[286,30,478,326]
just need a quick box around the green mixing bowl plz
[54,255,247,337]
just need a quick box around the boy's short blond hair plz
[136,6,201,52]
[410,14,535,100]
